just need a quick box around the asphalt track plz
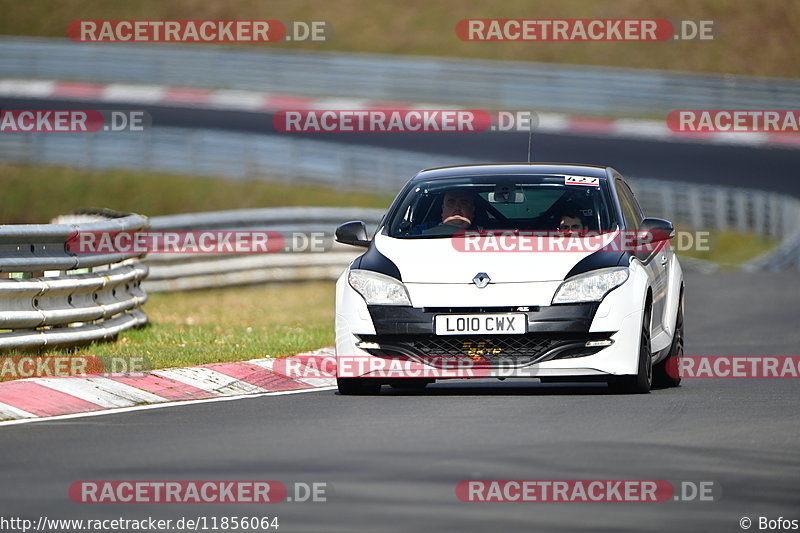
[2,96,800,197]
[1,271,798,533]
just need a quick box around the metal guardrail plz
[628,177,800,241]
[144,207,385,291]
[0,214,149,350]
[743,229,800,272]
[0,207,385,349]
[0,213,149,272]
[2,37,800,116]
[630,177,800,272]
[0,127,466,193]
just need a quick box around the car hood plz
[373,232,620,283]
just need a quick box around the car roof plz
[410,163,611,182]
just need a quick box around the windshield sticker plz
[564,175,600,187]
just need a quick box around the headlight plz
[348,269,411,306]
[552,267,629,304]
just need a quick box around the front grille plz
[359,333,609,366]
[423,306,539,313]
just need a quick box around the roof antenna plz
[526,112,534,163]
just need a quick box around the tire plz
[337,378,381,395]
[610,305,653,394]
[653,291,684,388]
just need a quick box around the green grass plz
[676,230,778,267]
[0,0,798,78]
[34,282,334,372]
[0,163,393,224]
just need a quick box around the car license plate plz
[434,314,526,335]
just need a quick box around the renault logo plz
[472,272,491,288]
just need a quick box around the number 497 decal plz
[564,175,600,187]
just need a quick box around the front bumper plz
[334,269,645,379]
[359,303,608,366]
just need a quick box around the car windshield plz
[386,174,619,238]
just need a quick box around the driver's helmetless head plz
[558,214,585,233]
[441,189,476,229]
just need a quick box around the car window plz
[623,182,645,220]
[615,179,642,230]
[386,175,618,238]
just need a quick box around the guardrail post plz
[713,187,728,231]
[733,190,748,234]
[687,185,703,230]
[752,190,766,238]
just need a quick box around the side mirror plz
[638,218,675,242]
[335,221,370,247]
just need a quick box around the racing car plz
[334,163,684,394]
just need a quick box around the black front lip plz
[367,303,599,335]
[357,338,607,368]
[355,331,613,369]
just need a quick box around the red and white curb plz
[1,78,798,149]
[0,347,336,425]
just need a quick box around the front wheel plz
[610,306,653,394]
[337,378,381,395]
[653,291,684,388]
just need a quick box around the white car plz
[334,163,684,394]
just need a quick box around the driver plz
[440,188,476,229]
[420,189,477,235]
